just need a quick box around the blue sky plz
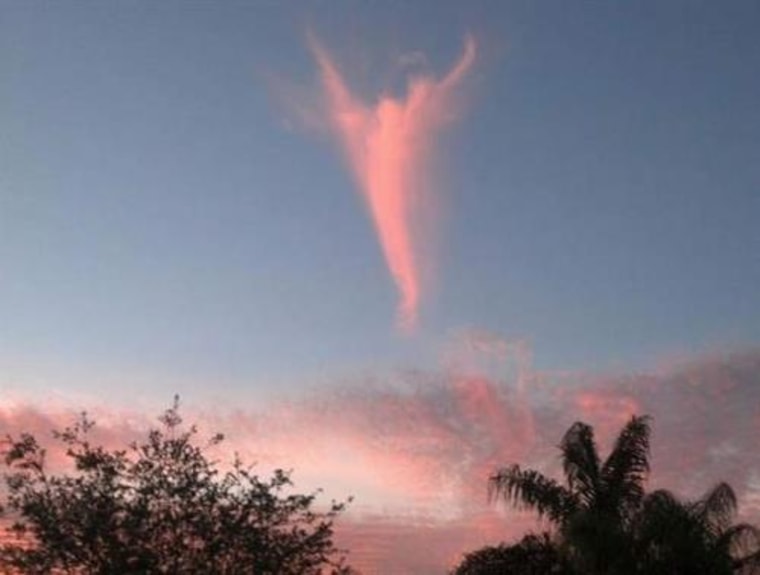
[2,1,759,404]
[3,4,760,572]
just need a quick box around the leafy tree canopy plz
[451,532,573,575]
[0,397,353,575]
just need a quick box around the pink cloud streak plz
[311,35,476,331]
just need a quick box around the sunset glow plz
[3,3,760,573]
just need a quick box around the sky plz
[2,1,760,573]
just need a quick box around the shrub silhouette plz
[0,397,353,574]
[452,532,572,575]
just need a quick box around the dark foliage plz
[0,398,353,574]
[489,416,652,573]
[481,415,760,575]
[633,483,760,575]
[452,532,574,575]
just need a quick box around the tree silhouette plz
[634,482,760,574]
[485,415,760,575]
[0,398,353,574]
[489,415,651,574]
[451,532,573,575]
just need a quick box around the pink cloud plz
[311,34,476,331]
[3,347,760,573]
[221,347,760,571]
[335,511,539,575]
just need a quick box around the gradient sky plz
[2,2,760,573]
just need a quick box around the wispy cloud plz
[310,34,476,331]
[3,346,759,573]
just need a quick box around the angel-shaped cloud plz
[311,35,476,331]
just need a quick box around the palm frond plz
[601,415,651,513]
[718,522,760,564]
[636,489,691,537]
[733,547,760,574]
[489,464,577,525]
[560,422,600,506]
[640,489,682,516]
[692,482,737,534]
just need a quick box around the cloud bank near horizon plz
[310,35,476,331]
[3,345,760,573]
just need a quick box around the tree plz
[486,415,760,574]
[489,415,651,574]
[634,483,760,575]
[451,532,573,575]
[0,398,353,574]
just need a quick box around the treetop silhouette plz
[0,397,353,575]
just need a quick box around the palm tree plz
[634,482,760,575]
[489,415,651,575]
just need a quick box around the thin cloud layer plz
[311,35,476,331]
[3,346,760,573]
